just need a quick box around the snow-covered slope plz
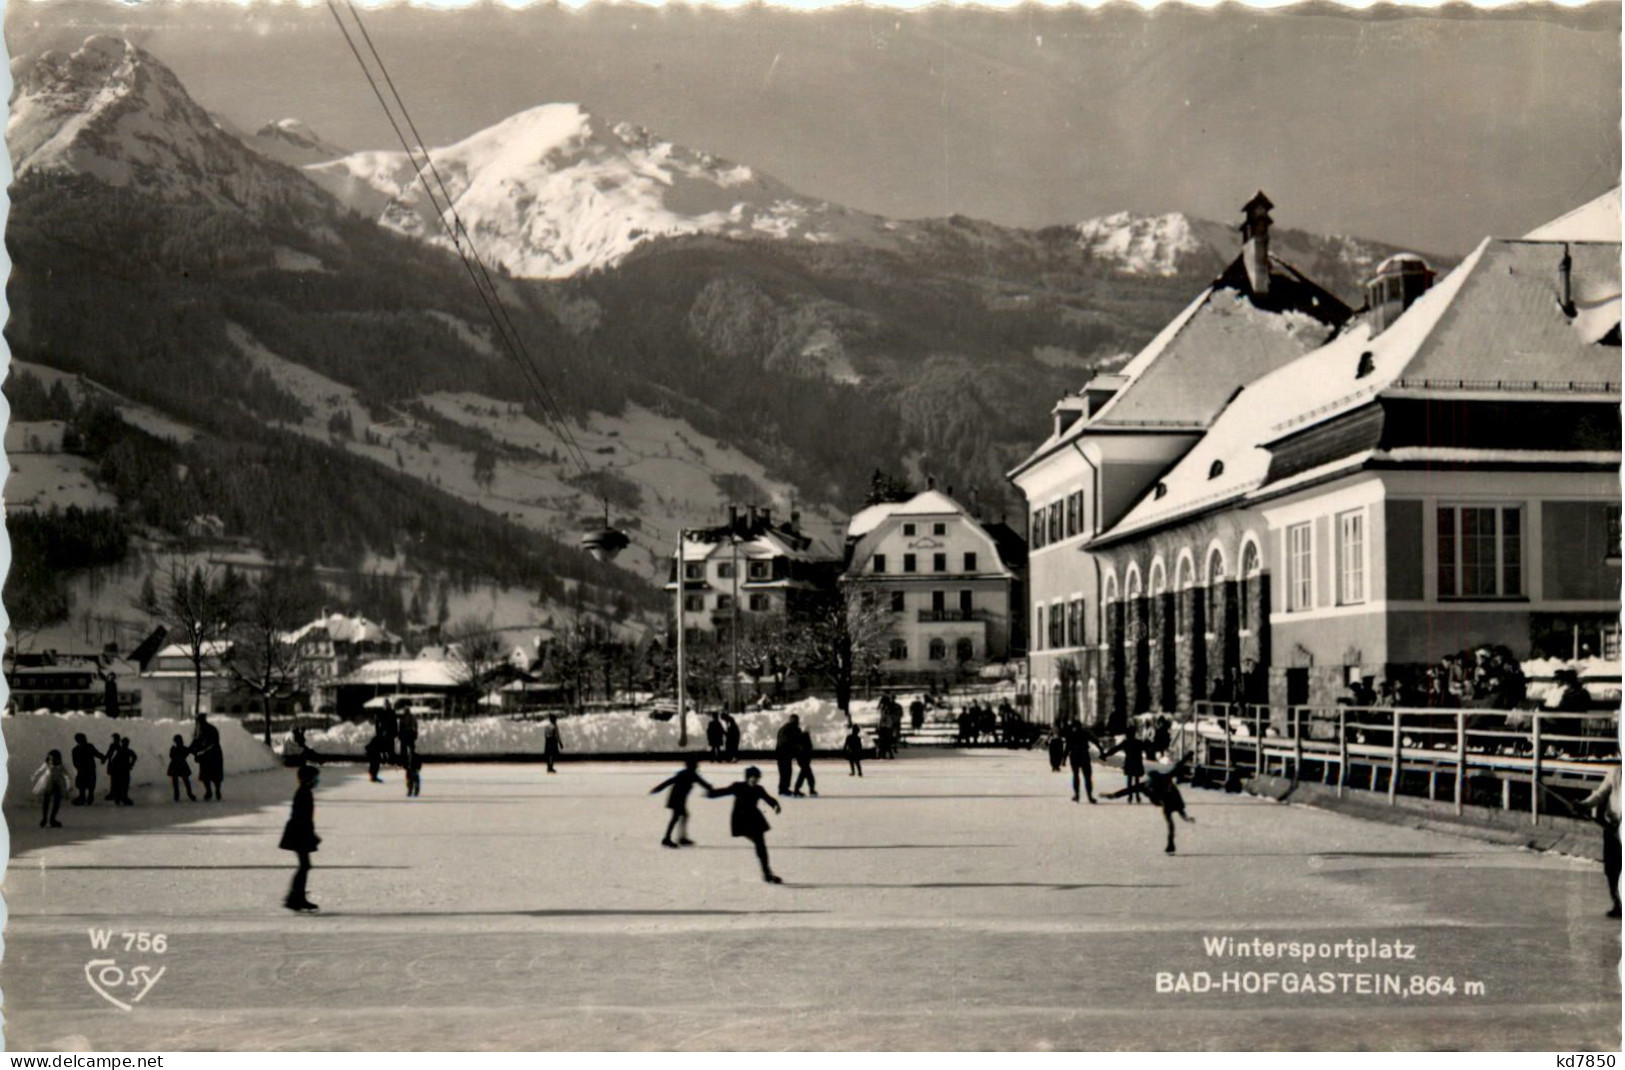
[1075,211,1203,276]
[246,118,348,167]
[306,103,900,279]
[8,36,332,218]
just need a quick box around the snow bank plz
[302,697,855,758]
[3,712,279,808]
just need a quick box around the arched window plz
[1239,539,1261,631]
[955,637,975,663]
[1125,566,1143,601]
[1103,571,1119,606]
[1176,554,1195,635]
[1149,560,1166,598]
[928,638,947,662]
[889,639,908,661]
[1206,547,1225,629]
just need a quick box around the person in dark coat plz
[792,720,818,797]
[405,752,423,798]
[107,735,137,806]
[280,764,322,912]
[843,725,865,777]
[190,714,224,800]
[1581,762,1621,918]
[167,734,197,802]
[1151,716,1172,759]
[1047,731,1066,772]
[103,734,124,802]
[1105,723,1147,804]
[543,714,564,773]
[1064,720,1106,804]
[722,713,741,762]
[708,766,783,883]
[1106,752,1197,853]
[706,714,725,761]
[774,714,801,794]
[397,708,420,765]
[650,757,713,847]
[70,733,105,806]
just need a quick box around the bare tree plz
[737,617,795,703]
[790,586,895,715]
[224,567,316,746]
[444,615,507,717]
[138,559,244,717]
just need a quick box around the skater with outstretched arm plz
[708,766,784,883]
[1064,719,1107,804]
[1106,751,1197,853]
[168,734,197,801]
[1104,722,1147,803]
[650,757,713,847]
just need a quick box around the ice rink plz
[3,751,1618,1050]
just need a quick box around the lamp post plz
[675,527,689,748]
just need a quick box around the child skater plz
[405,752,423,798]
[650,757,712,848]
[708,766,784,883]
[279,765,322,912]
[1104,722,1147,803]
[33,750,70,828]
[168,734,197,802]
[1106,751,1197,853]
[843,723,865,777]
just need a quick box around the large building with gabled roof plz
[1070,187,1621,721]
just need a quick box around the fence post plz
[1337,706,1348,798]
[1223,707,1233,776]
[1293,707,1304,788]
[1454,711,1466,815]
[1531,712,1542,826]
[1387,708,1401,804]
[1254,705,1264,775]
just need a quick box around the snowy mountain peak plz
[1074,211,1203,276]
[306,100,891,278]
[247,118,349,167]
[8,35,331,218]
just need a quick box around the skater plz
[366,711,392,783]
[1151,715,1172,759]
[33,750,70,828]
[405,752,423,798]
[1047,730,1066,773]
[650,757,713,847]
[280,765,322,912]
[1105,722,1147,803]
[70,733,105,806]
[722,712,741,762]
[706,713,725,761]
[1581,761,1622,917]
[543,714,564,773]
[103,734,123,801]
[168,734,197,801]
[108,735,137,806]
[909,698,926,733]
[844,724,865,777]
[1106,751,1197,853]
[793,718,818,797]
[191,714,224,800]
[708,766,783,883]
[397,706,419,765]
[775,714,801,794]
[1064,719,1106,804]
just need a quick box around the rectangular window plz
[903,523,916,536]
[1048,502,1063,544]
[1069,598,1084,646]
[1032,509,1046,550]
[873,554,887,574]
[890,590,905,613]
[716,594,734,611]
[933,552,947,572]
[748,560,771,581]
[1287,522,1314,612]
[933,522,946,536]
[860,590,876,609]
[1337,509,1366,605]
[1049,604,1065,648]
[684,563,704,581]
[889,639,908,661]
[904,554,917,573]
[683,595,705,612]
[932,590,946,613]
[1438,505,1523,598]
[1035,606,1046,651]
[960,590,974,615]
[963,552,978,572]
[716,562,734,580]
[1065,493,1079,537]
[749,594,771,612]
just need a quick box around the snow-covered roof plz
[1524,187,1621,242]
[1095,230,1622,543]
[329,658,462,689]
[284,612,400,647]
[846,489,971,540]
[678,524,834,563]
[154,640,232,660]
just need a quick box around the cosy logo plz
[84,929,168,1011]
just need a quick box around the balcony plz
[917,608,988,623]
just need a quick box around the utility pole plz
[676,528,688,748]
[731,533,741,714]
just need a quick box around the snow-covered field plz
[3,711,279,808]
[302,697,859,757]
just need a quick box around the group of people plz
[649,758,785,882]
[363,700,422,783]
[32,713,226,829]
[1420,646,1529,710]
[1043,716,1197,852]
[956,700,1021,746]
[774,713,820,797]
[704,712,743,762]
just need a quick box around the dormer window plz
[1355,351,1376,378]
[1154,483,1168,500]
[1208,460,1224,480]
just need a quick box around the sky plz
[5,1,1620,254]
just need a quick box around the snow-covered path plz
[3,754,1616,1050]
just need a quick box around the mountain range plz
[4,35,1446,641]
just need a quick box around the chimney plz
[1240,191,1273,296]
[761,507,772,528]
[728,505,739,531]
[1560,244,1576,318]
[926,475,937,491]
